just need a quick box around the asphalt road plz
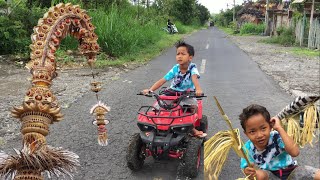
[4,27,319,180]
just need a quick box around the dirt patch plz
[228,35,320,97]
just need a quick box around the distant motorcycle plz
[163,24,178,34]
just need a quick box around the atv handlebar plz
[137,91,206,110]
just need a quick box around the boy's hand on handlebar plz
[142,89,151,95]
[195,89,203,96]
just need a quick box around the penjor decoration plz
[0,3,100,180]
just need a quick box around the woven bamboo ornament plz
[0,3,99,179]
[277,96,320,147]
[90,101,110,146]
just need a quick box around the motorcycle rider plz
[167,19,174,33]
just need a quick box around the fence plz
[294,18,320,49]
[308,18,320,49]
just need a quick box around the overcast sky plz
[197,0,245,14]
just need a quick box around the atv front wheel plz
[199,115,208,133]
[177,137,202,178]
[126,133,145,171]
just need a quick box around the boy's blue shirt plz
[240,130,296,171]
[163,63,200,92]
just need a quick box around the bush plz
[240,23,265,35]
[0,3,46,55]
[0,16,29,54]
[276,26,286,36]
[261,27,295,46]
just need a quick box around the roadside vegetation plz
[213,7,266,36]
[0,0,210,67]
[212,1,319,55]
[290,47,320,58]
[260,27,296,46]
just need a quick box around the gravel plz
[228,35,320,97]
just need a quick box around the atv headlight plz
[171,125,193,134]
[137,123,155,132]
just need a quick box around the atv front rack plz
[138,105,196,126]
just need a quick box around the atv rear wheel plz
[177,137,202,178]
[126,133,145,171]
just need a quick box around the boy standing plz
[239,104,320,180]
[142,40,206,137]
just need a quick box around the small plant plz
[276,26,286,36]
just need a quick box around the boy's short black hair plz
[175,40,195,56]
[239,104,271,131]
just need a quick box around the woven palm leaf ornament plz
[0,3,102,179]
[87,52,111,146]
[204,97,252,180]
[276,96,320,147]
[90,100,111,146]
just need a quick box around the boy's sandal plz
[193,132,207,138]
[197,133,207,138]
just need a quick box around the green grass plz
[290,47,320,57]
[217,26,234,35]
[95,33,185,67]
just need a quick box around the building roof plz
[292,0,306,3]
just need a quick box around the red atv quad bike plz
[126,90,208,178]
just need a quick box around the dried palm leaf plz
[300,104,319,147]
[204,129,243,180]
[288,116,301,145]
[0,143,79,180]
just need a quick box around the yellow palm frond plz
[286,116,301,146]
[300,104,319,147]
[282,104,319,147]
[204,129,238,179]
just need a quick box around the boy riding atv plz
[142,40,206,138]
[126,41,208,178]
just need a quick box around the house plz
[265,0,293,35]
[237,1,265,25]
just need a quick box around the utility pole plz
[137,0,140,19]
[308,0,315,48]
[233,0,236,22]
[264,0,270,36]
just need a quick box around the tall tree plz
[151,0,173,16]
[171,0,197,25]
[195,3,210,25]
